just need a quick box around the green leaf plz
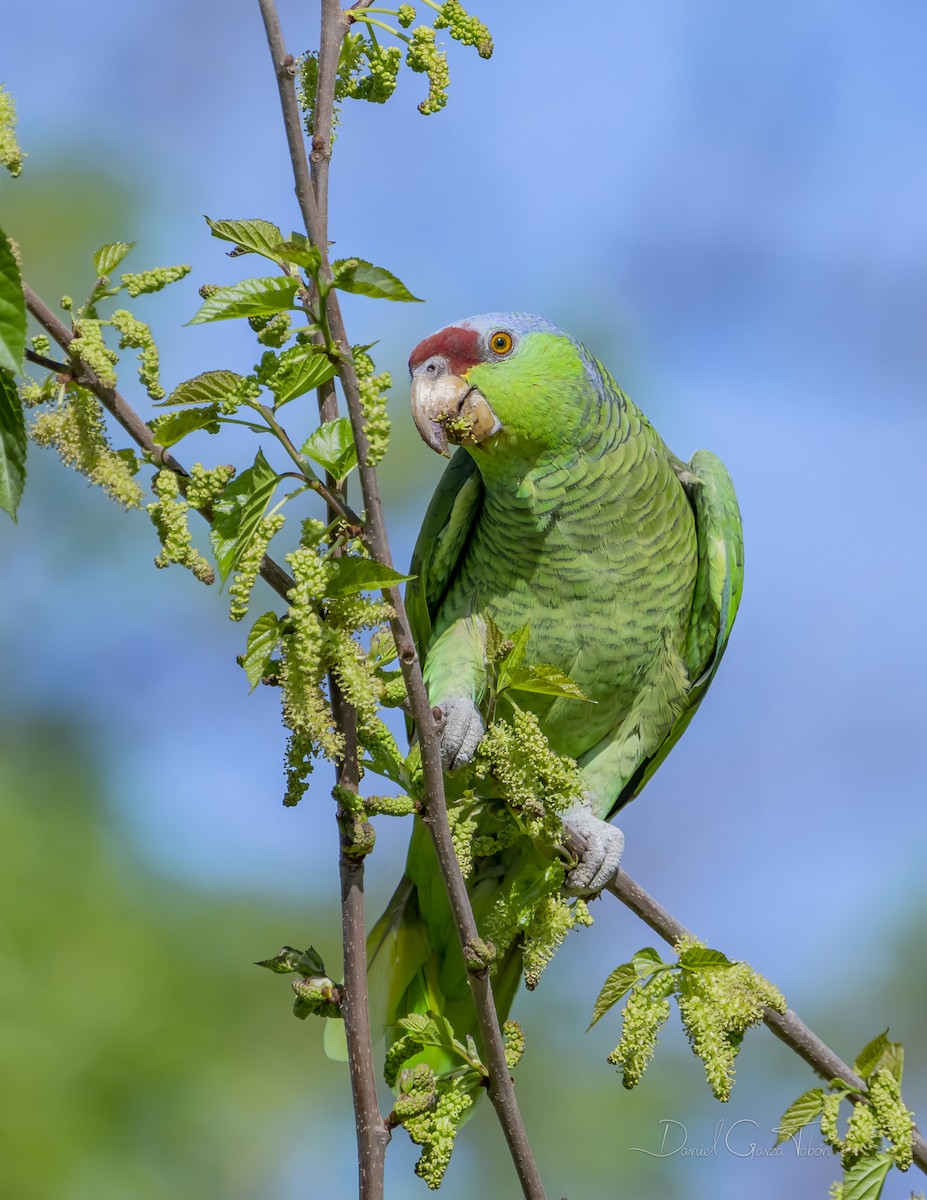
[188,277,299,324]
[878,1041,904,1086]
[0,368,26,520]
[205,217,284,261]
[840,1152,892,1200]
[678,947,734,971]
[151,405,220,448]
[273,233,321,271]
[0,227,26,373]
[504,663,593,702]
[330,257,423,303]
[631,947,665,977]
[854,1030,891,1081]
[774,1088,825,1146]
[496,622,531,689]
[255,944,327,975]
[588,962,638,1029]
[326,557,413,597]
[300,417,357,480]
[209,449,279,582]
[93,241,135,276]
[267,346,337,407]
[241,611,284,692]
[159,369,250,408]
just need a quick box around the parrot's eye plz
[489,331,514,356]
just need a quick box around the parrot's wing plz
[609,449,743,815]
[405,447,483,658]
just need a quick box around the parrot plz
[364,310,743,1067]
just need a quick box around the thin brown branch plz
[22,280,297,603]
[605,869,927,1175]
[257,4,392,1196]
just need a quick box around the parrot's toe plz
[561,806,624,893]
[437,697,485,771]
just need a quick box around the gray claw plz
[562,806,624,893]
[438,697,485,770]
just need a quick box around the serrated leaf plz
[398,1013,438,1039]
[840,1152,892,1200]
[679,947,734,971]
[241,611,284,692]
[93,241,135,276]
[588,962,638,1029]
[151,405,221,448]
[879,1041,904,1085]
[268,346,337,407]
[209,449,279,582]
[189,276,299,324]
[0,368,26,521]
[273,233,321,271]
[505,663,593,702]
[854,1030,891,1081]
[330,257,422,303]
[205,217,284,261]
[774,1088,825,1146]
[159,369,250,408]
[300,417,357,479]
[326,557,413,596]
[0,228,26,373]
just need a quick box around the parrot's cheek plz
[410,374,500,455]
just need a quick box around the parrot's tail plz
[325,818,524,1082]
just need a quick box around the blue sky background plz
[3,3,927,1197]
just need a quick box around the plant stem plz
[21,280,297,602]
[605,869,927,1175]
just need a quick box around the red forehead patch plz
[408,326,481,376]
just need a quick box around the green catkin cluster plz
[30,333,50,357]
[279,545,341,787]
[522,895,593,990]
[608,975,674,1089]
[30,387,143,509]
[406,26,450,114]
[184,462,235,509]
[251,311,291,347]
[392,1064,437,1120]
[503,1020,525,1069]
[109,309,163,400]
[868,1069,914,1170]
[69,318,118,387]
[397,4,416,28]
[477,707,584,833]
[403,1077,474,1189]
[146,468,214,583]
[352,346,391,466]
[350,41,402,105]
[841,1102,881,1166]
[0,84,25,177]
[120,264,191,297]
[820,1091,843,1150]
[434,0,493,57]
[674,936,785,1102]
[229,512,285,621]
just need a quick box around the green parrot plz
[365,311,742,1059]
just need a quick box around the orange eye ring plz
[489,330,514,356]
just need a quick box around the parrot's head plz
[408,312,592,462]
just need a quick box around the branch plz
[259,2,547,1194]
[21,280,297,603]
[605,869,927,1175]
[260,3,390,1197]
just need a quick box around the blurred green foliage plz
[0,720,344,1200]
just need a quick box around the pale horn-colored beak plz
[410,373,501,457]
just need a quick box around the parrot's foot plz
[436,697,485,771]
[561,806,624,893]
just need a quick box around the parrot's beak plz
[411,373,500,457]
